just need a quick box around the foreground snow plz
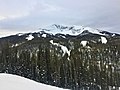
[0,73,67,90]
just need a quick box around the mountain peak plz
[39,24,103,36]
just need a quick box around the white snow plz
[113,86,115,89]
[11,42,25,48]
[11,44,19,47]
[42,34,47,38]
[0,24,118,38]
[50,40,59,46]
[87,46,91,49]
[101,36,107,44]
[40,24,105,36]
[60,45,71,57]
[0,73,67,90]
[83,27,102,35]
[26,34,34,41]
[112,33,116,37]
[73,25,84,30]
[17,33,24,36]
[50,40,71,60]
[81,41,88,47]
[15,44,19,46]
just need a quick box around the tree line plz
[0,39,120,90]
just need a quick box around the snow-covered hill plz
[0,73,67,90]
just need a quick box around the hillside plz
[0,24,120,90]
[0,73,67,90]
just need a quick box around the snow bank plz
[17,33,24,36]
[0,73,67,90]
[42,34,47,38]
[26,34,34,41]
[81,41,88,47]
[101,36,107,44]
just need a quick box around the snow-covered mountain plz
[0,24,119,63]
[0,24,120,90]
[0,24,119,47]
[39,24,119,36]
[1,24,120,39]
[0,73,67,90]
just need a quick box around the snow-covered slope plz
[26,34,34,41]
[0,73,67,90]
[39,24,116,36]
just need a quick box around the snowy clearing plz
[42,34,47,38]
[26,34,34,41]
[81,41,88,47]
[50,40,71,60]
[101,36,107,44]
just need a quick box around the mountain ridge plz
[0,24,120,89]
[1,24,120,39]
[0,24,120,48]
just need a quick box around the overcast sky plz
[0,0,120,36]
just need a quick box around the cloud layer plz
[0,0,120,34]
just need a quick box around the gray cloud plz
[0,0,120,34]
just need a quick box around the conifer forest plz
[0,36,120,90]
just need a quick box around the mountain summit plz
[39,24,117,36]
